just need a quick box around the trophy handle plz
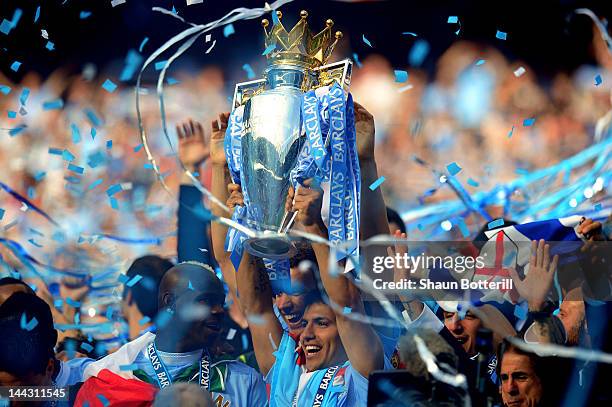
[313,59,353,92]
[232,79,267,109]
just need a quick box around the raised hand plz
[509,239,559,311]
[176,119,208,171]
[210,113,230,166]
[353,101,375,162]
[288,179,325,231]
[226,183,245,214]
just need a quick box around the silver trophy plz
[231,10,352,259]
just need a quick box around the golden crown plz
[261,10,343,69]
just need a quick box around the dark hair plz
[123,255,174,318]
[0,292,57,377]
[387,207,407,234]
[0,277,33,290]
[289,241,318,269]
[398,329,459,379]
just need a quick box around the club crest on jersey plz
[332,366,347,387]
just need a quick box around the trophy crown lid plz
[261,10,343,69]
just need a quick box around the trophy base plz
[243,236,297,260]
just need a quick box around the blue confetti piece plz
[62,149,75,162]
[20,313,38,331]
[467,178,479,187]
[352,53,362,68]
[119,363,139,371]
[408,39,429,67]
[86,178,102,190]
[241,333,248,350]
[80,342,94,353]
[20,88,30,105]
[369,176,386,191]
[54,299,63,309]
[10,61,21,72]
[106,184,122,196]
[495,30,507,40]
[0,19,12,35]
[71,123,81,144]
[523,117,535,127]
[488,219,504,229]
[475,59,486,66]
[167,77,180,85]
[28,238,42,248]
[48,148,63,156]
[84,108,103,127]
[447,16,458,24]
[456,218,470,238]
[106,140,112,149]
[0,85,11,95]
[143,163,154,169]
[594,74,602,86]
[105,307,114,320]
[45,41,54,51]
[91,127,97,140]
[7,110,17,119]
[139,37,149,53]
[188,280,194,290]
[9,124,27,137]
[593,203,602,211]
[97,394,109,407]
[126,274,143,287]
[34,6,40,23]
[139,316,151,326]
[223,24,235,37]
[119,50,143,82]
[118,274,129,284]
[74,312,80,325]
[446,162,462,176]
[42,99,63,110]
[109,197,118,210]
[362,34,373,47]
[402,32,418,36]
[262,43,275,56]
[87,151,105,168]
[64,175,80,184]
[242,64,255,79]
[154,60,168,71]
[154,310,172,329]
[133,143,143,152]
[65,298,81,308]
[0,208,4,220]
[80,11,92,19]
[34,171,46,181]
[343,306,352,314]
[514,303,528,320]
[102,79,117,93]
[508,125,515,138]
[68,163,84,174]
[271,10,280,25]
[394,70,408,83]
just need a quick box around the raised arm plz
[236,250,283,376]
[289,180,384,377]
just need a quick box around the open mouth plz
[454,336,468,344]
[304,344,322,357]
[284,313,303,325]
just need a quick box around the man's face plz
[558,290,585,346]
[175,289,225,349]
[499,352,543,407]
[0,367,54,407]
[299,303,347,372]
[443,310,482,356]
[275,267,316,334]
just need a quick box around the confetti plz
[488,219,504,229]
[456,218,470,238]
[226,328,237,340]
[223,24,235,37]
[67,164,84,174]
[48,148,63,156]
[508,125,515,138]
[205,40,216,54]
[62,149,75,162]
[80,11,92,19]
[87,152,105,168]
[0,85,11,94]
[139,37,149,53]
[106,184,122,196]
[262,43,275,56]
[408,39,429,67]
[126,274,143,287]
[467,178,479,187]
[343,306,352,314]
[102,79,117,93]
[97,394,110,407]
[9,124,26,137]
[119,50,143,82]
[84,108,103,127]
[594,74,602,86]
[154,60,168,71]
[0,20,12,35]
[447,16,458,24]
[369,176,386,191]
[496,30,507,40]
[20,313,38,331]
[7,111,16,118]
[81,342,94,353]
[523,118,535,127]
[34,6,40,23]
[394,70,408,83]
[362,34,373,47]
[20,88,30,105]
[71,123,81,143]
[241,333,248,350]
[10,61,21,72]
[475,59,485,66]
[167,77,180,85]
[42,99,63,110]
[446,162,462,176]
[352,52,362,68]
[139,316,151,325]
[187,0,204,4]
[66,298,81,308]
[0,208,4,220]
[133,143,143,152]
[594,203,602,211]
[513,66,526,77]
[119,363,139,371]
[110,0,126,7]
[242,64,255,79]
[106,140,112,149]
[402,32,418,36]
